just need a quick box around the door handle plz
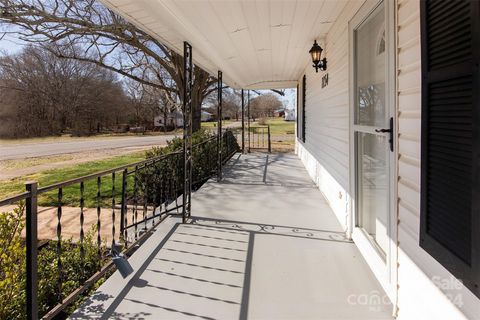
[375,117,394,152]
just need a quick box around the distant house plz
[284,109,295,121]
[112,124,130,133]
[273,108,285,118]
[201,111,213,122]
[154,111,183,129]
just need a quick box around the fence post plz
[25,181,38,320]
[120,168,128,244]
[268,125,271,153]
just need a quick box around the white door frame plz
[347,0,398,304]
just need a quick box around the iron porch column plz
[241,89,245,153]
[182,42,193,223]
[247,90,251,153]
[217,71,223,181]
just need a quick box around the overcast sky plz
[0,24,27,53]
[0,35,23,53]
[283,89,296,110]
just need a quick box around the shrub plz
[0,205,26,319]
[0,205,107,319]
[139,129,239,205]
[139,129,216,205]
[37,227,107,317]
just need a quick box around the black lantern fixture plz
[309,40,327,72]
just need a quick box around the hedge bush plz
[0,206,107,319]
[138,129,239,204]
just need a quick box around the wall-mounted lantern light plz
[309,40,327,72]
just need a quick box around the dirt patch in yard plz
[0,146,152,180]
[0,204,168,244]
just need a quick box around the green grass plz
[265,118,295,135]
[201,120,233,128]
[201,118,293,135]
[0,152,146,207]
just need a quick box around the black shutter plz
[420,0,480,298]
[296,83,300,140]
[296,75,306,143]
[302,74,306,143]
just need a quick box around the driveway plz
[0,135,177,160]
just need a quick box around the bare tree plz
[249,93,283,121]
[223,89,249,120]
[125,79,181,132]
[0,0,219,131]
[0,46,128,137]
[203,88,241,121]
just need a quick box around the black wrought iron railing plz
[0,130,239,320]
[207,126,269,154]
[248,125,271,152]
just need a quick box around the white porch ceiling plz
[100,0,347,89]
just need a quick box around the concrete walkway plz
[71,153,393,320]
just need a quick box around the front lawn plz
[201,120,234,128]
[265,118,295,135]
[0,152,146,207]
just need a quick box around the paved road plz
[0,135,177,160]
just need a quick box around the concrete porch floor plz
[71,153,393,320]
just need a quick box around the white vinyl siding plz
[298,0,480,318]
[296,0,365,229]
[396,0,480,319]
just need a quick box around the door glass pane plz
[355,3,386,127]
[357,132,389,254]
[354,2,389,256]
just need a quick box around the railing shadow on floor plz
[71,221,254,320]
[219,153,317,188]
[190,217,350,243]
[71,215,353,320]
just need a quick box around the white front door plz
[349,0,396,299]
